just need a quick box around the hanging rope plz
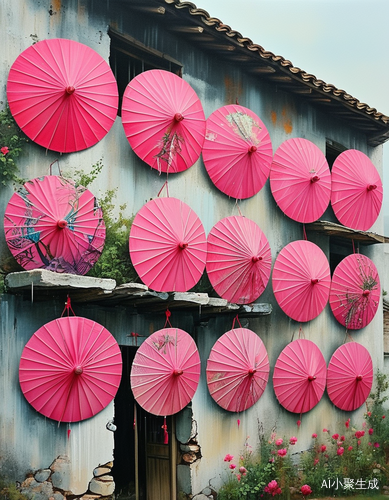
[49,159,61,176]
[162,416,168,444]
[231,314,243,330]
[234,199,243,217]
[303,224,307,241]
[157,180,169,198]
[164,309,173,328]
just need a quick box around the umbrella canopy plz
[331,149,383,231]
[202,104,272,199]
[326,342,373,411]
[129,197,207,292]
[130,328,201,416]
[19,316,122,422]
[4,175,105,275]
[206,216,271,304]
[206,328,269,412]
[273,339,326,414]
[121,69,206,173]
[272,240,331,322]
[270,138,331,223]
[329,253,380,330]
[7,38,118,153]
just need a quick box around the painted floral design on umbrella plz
[7,38,118,153]
[273,339,326,414]
[329,253,380,330]
[19,316,122,422]
[206,216,272,304]
[122,69,206,173]
[270,138,331,223]
[331,149,383,231]
[272,240,331,322]
[130,328,201,416]
[129,197,207,292]
[206,328,269,412]
[4,175,105,274]
[326,342,373,411]
[202,104,272,199]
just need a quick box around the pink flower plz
[297,420,301,428]
[289,436,298,445]
[337,447,344,456]
[224,454,234,462]
[383,415,386,419]
[323,428,328,433]
[1,146,9,155]
[374,442,380,448]
[337,441,343,447]
[237,474,241,481]
[277,448,287,457]
[345,418,350,428]
[355,430,365,439]
[301,484,312,496]
[332,433,339,440]
[357,439,361,446]
[348,446,353,451]
[229,463,236,470]
[265,480,282,497]
[269,458,275,463]
[239,466,247,474]
[275,438,283,446]
[312,433,317,439]
[367,411,372,417]
[320,445,326,453]
[340,435,345,441]
[369,428,374,435]
[313,458,319,466]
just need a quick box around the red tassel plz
[162,417,168,444]
[67,428,71,439]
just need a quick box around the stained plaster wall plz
[0,0,387,495]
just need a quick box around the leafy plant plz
[0,106,27,187]
[366,370,389,463]
[69,159,138,285]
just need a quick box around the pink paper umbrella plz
[129,197,207,292]
[331,149,383,231]
[327,342,373,411]
[7,38,118,153]
[4,176,105,274]
[206,328,269,412]
[329,253,380,330]
[130,328,201,416]
[273,339,326,414]
[202,104,272,199]
[272,240,331,322]
[122,69,206,173]
[19,316,122,422]
[270,138,331,223]
[206,216,271,304]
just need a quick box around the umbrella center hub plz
[248,145,257,153]
[173,369,183,376]
[248,368,257,376]
[65,85,76,95]
[363,289,370,297]
[179,241,188,250]
[74,365,83,375]
[57,219,68,229]
[174,113,184,122]
[311,278,319,285]
[356,375,363,381]
[308,375,316,382]
[367,184,377,191]
[252,255,262,263]
[310,175,320,183]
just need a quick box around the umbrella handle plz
[174,113,184,122]
[179,241,188,249]
[367,184,377,191]
[248,145,257,153]
[310,175,320,183]
[57,219,68,229]
[173,369,183,376]
[308,375,316,381]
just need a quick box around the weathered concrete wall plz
[0,0,387,496]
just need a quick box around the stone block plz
[93,467,111,477]
[89,476,115,496]
[50,456,71,491]
[34,469,51,483]
[20,478,54,500]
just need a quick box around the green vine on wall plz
[0,106,27,187]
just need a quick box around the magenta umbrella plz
[273,339,326,414]
[270,138,331,223]
[326,342,373,411]
[329,253,380,330]
[4,175,105,274]
[130,328,201,416]
[122,69,206,173]
[7,38,118,153]
[19,316,122,422]
[272,240,331,322]
[206,216,272,304]
[206,328,269,412]
[202,104,272,199]
[129,197,207,292]
[331,149,383,231]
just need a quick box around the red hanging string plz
[164,309,173,328]
[61,295,76,317]
[49,159,61,176]
[162,416,168,444]
[231,314,243,329]
[303,224,307,241]
[352,239,355,254]
[157,180,169,198]
[235,200,243,216]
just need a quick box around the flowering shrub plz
[264,480,282,496]
[0,106,27,187]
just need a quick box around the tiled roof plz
[126,0,389,146]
